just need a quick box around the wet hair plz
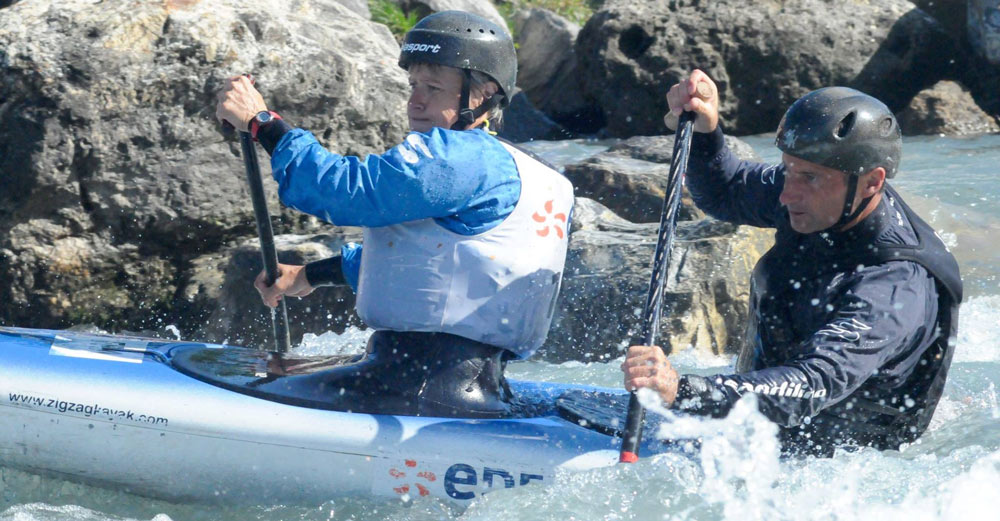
[469,70,504,127]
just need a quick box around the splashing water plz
[292,326,373,357]
[954,296,1000,363]
[164,325,182,341]
[645,392,782,521]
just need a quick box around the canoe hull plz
[0,328,632,504]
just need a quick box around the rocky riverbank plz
[1,0,996,360]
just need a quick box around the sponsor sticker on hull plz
[6,391,169,426]
[373,457,546,502]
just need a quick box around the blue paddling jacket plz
[674,128,962,457]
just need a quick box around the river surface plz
[2,134,999,521]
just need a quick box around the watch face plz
[256,112,273,124]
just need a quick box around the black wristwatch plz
[250,111,281,140]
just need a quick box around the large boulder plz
[399,0,508,32]
[514,8,579,107]
[959,41,1000,123]
[513,8,597,131]
[969,0,1000,64]
[0,0,409,331]
[335,0,372,19]
[961,1,1000,120]
[0,221,177,329]
[545,197,773,362]
[576,0,957,137]
[544,133,771,360]
[180,231,364,348]
[496,91,574,143]
[563,134,760,223]
[910,0,966,38]
[898,80,1000,136]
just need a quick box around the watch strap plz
[250,111,282,141]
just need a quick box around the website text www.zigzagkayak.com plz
[6,392,169,427]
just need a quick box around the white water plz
[2,135,999,521]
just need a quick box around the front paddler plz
[622,70,962,456]
[215,11,574,418]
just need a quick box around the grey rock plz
[563,134,760,223]
[959,39,1000,122]
[0,223,176,329]
[181,230,364,347]
[576,0,957,137]
[565,155,691,223]
[514,8,590,124]
[898,80,1000,135]
[969,0,1000,64]
[544,197,774,362]
[911,0,966,37]
[0,0,408,329]
[497,91,574,143]
[401,0,509,32]
[514,8,579,99]
[335,0,372,18]
[568,193,644,233]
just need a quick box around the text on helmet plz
[402,43,441,54]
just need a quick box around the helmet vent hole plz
[880,117,895,137]
[835,112,856,139]
[479,28,485,33]
[467,28,472,32]
[489,29,495,34]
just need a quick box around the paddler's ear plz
[860,167,886,196]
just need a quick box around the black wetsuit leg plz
[278,331,514,418]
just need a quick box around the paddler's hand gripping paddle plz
[619,82,708,462]
[224,74,292,353]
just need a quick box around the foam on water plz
[954,296,1000,363]
[292,326,372,357]
[459,389,1000,521]
[0,504,157,521]
[666,345,735,371]
[507,358,625,387]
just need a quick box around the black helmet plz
[399,11,516,103]
[776,87,902,178]
[399,11,515,130]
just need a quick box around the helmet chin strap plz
[450,69,504,131]
[833,174,874,231]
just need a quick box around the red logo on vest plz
[532,200,567,239]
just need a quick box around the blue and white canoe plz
[0,327,676,504]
